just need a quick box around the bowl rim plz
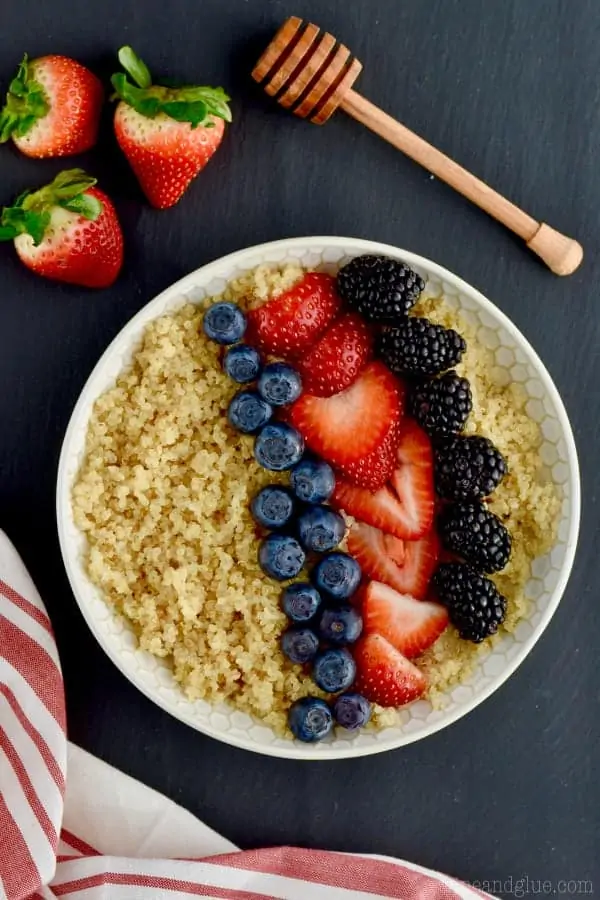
[56,235,581,760]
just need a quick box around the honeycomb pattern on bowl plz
[56,238,580,760]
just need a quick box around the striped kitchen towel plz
[0,529,494,900]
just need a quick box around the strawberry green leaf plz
[15,113,39,137]
[0,54,49,142]
[0,168,100,244]
[8,77,27,98]
[59,193,102,220]
[117,46,152,90]
[23,168,98,210]
[0,111,18,142]
[21,210,51,245]
[15,55,29,84]
[0,206,50,245]
[42,168,97,201]
[110,48,232,126]
[0,225,19,241]
[161,99,208,127]
[174,86,232,122]
[110,73,161,117]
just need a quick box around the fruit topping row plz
[203,254,512,741]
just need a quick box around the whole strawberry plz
[0,169,124,288]
[111,47,231,208]
[0,54,103,158]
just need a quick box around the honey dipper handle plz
[341,89,583,276]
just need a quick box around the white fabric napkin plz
[62,743,236,859]
[0,529,493,899]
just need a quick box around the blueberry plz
[254,423,304,471]
[281,627,319,664]
[251,486,295,529]
[312,648,356,693]
[288,697,333,742]
[259,533,305,581]
[223,344,261,383]
[281,582,322,623]
[203,302,246,344]
[297,505,346,553]
[319,606,363,645]
[332,693,372,730]
[290,458,336,503]
[312,552,361,600]
[258,362,303,406]
[228,390,272,434]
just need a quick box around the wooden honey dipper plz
[252,17,583,276]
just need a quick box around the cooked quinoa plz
[72,264,560,735]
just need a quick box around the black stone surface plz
[0,0,598,894]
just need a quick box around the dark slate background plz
[0,0,598,894]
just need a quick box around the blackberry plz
[438,501,511,573]
[409,371,472,437]
[434,435,507,500]
[377,317,466,377]
[337,255,425,323]
[434,563,507,642]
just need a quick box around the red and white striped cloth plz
[0,530,495,900]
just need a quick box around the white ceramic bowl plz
[56,237,580,759]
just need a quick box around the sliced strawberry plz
[347,522,440,600]
[331,416,433,535]
[361,581,448,658]
[389,418,435,539]
[401,530,441,598]
[246,272,341,357]
[353,633,427,707]
[347,521,406,589]
[394,416,434,471]
[331,481,406,539]
[296,312,372,397]
[334,417,402,490]
[289,361,403,489]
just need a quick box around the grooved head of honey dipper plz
[252,16,362,124]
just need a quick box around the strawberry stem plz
[0,168,102,245]
[110,45,232,128]
[0,54,50,142]
[118,46,152,89]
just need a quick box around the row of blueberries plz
[280,579,370,740]
[203,300,372,742]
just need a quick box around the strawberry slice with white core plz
[331,416,434,536]
[389,418,435,539]
[289,360,404,470]
[246,272,341,358]
[353,633,427,707]
[332,480,408,540]
[348,521,440,600]
[361,581,448,658]
[346,522,406,589]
